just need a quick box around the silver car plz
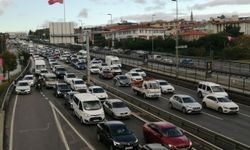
[169,94,202,114]
[103,99,131,119]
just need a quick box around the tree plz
[2,51,17,82]
[224,24,243,37]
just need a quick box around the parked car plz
[202,94,239,113]
[70,78,87,92]
[155,80,175,94]
[64,91,79,109]
[130,68,146,77]
[15,80,31,94]
[88,86,108,101]
[54,82,71,98]
[97,121,139,150]
[113,75,131,87]
[125,72,143,82]
[22,74,35,86]
[169,94,202,114]
[143,122,192,150]
[103,99,131,119]
[99,69,113,79]
[64,72,77,84]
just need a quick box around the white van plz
[197,81,228,98]
[105,55,122,68]
[72,93,105,124]
[34,59,46,74]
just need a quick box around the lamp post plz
[172,0,179,78]
[151,14,155,55]
[79,20,84,47]
[107,13,114,48]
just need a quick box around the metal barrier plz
[91,78,250,150]
[0,58,31,150]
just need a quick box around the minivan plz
[72,93,105,124]
[197,81,228,98]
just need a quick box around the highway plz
[5,55,250,150]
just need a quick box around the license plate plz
[93,119,100,122]
[125,147,133,150]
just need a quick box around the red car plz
[143,122,192,150]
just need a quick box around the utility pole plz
[86,30,90,85]
[151,14,155,55]
[172,0,179,78]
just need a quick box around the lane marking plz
[49,101,95,150]
[50,102,70,150]
[9,95,18,150]
[202,112,223,120]
[239,112,250,118]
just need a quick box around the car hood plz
[16,86,30,90]
[221,102,238,108]
[161,85,174,89]
[94,93,108,98]
[213,92,228,97]
[120,79,130,84]
[113,134,137,143]
[112,107,131,114]
[74,84,87,89]
[183,102,201,108]
[162,135,190,147]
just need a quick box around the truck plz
[105,55,122,68]
[34,59,46,75]
[132,78,161,99]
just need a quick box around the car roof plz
[18,80,29,83]
[199,81,220,86]
[150,122,176,128]
[106,99,123,103]
[72,78,83,81]
[44,73,56,77]
[155,79,167,82]
[173,94,192,98]
[24,74,34,77]
[74,93,99,101]
[104,121,124,126]
[89,85,102,89]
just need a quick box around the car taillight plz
[189,140,192,147]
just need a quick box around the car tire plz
[143,94,147,99]
[182,108,186,114]
[169,102,173,109]
[218,107,223,113]
[80,117,84,125]
[115,81,120,87]
[202,102,207,108]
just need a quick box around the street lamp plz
[107,13,114,48]
[151,14,155,54]
[78,20,84,46]
[172,0,179,78]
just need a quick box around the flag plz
[48,0,63,5]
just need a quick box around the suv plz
[54,83,71,98]
[197,81,228,98]
[55,66,67,78]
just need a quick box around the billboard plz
[0,57,4,81]
[49,22,75,44]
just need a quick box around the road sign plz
[176,45,188,49]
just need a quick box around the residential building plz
[181,30,207,41]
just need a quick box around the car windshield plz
[131,73,139,76]
[25,77,33,80]
[162,127,183,137]
[218,97,232,102]
[78,62,84,65]
[159,81,168,85]
[112,102,126,108]
[46,76,57,81]
[59,84,69,90]
[91,66,98,69]
[75,80,84,84]
[182,97,196,103]
[110,124,131,136]
[67,74,76,78]
[211,86,225,92]
[112,67,120,70]
[119,76,128,80]
[148,83,159,89]
[83,101,101,110]
[135,69,142,72]
[93,88,105,93]
[41,70,48,73]
[57,68,65,71]
[18,82,29,86]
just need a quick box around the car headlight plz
[84,113,90,117]
[168,144,176,149]
[223,106,229,109]
[113,141,121,146]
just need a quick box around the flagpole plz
[63,0,66,22]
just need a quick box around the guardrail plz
[0,58,31,150]
[91,78,250,150]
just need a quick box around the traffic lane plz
[12,89,66,150]
[42,84,147,149]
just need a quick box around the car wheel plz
[115,81,120,87]
[143,94,147,99]
[218,107,223,113]
[202,102,207,108]
[198,92,203,98]
[97,133,102,142]
[169,102,173,109]
[182,108,187,114]
[80,117,84,124]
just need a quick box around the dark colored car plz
[55,67,67,78]
[75,62,85,70]
[70,58,78,66]
[143,122,192,150]
[180,58,194,66]
[55,83,71,98]
[99,69,113,79]
[64,91,79,109]
[141,143,170,150]
[97,121,139,150]
[113,75,131,87]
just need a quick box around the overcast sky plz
[1,0,250,32]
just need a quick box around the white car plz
[110,65,122,75]
[202,94,239,113]
[88,86,108,101]
[70,78,87,92]
[130,68,146,77]
[64,72,77,84]
[90,60,102,67]
[125,72,143,82]
[15,80,31,94]
[22,74,35,86]
[89,65,100,74]
[155,79,175,93]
